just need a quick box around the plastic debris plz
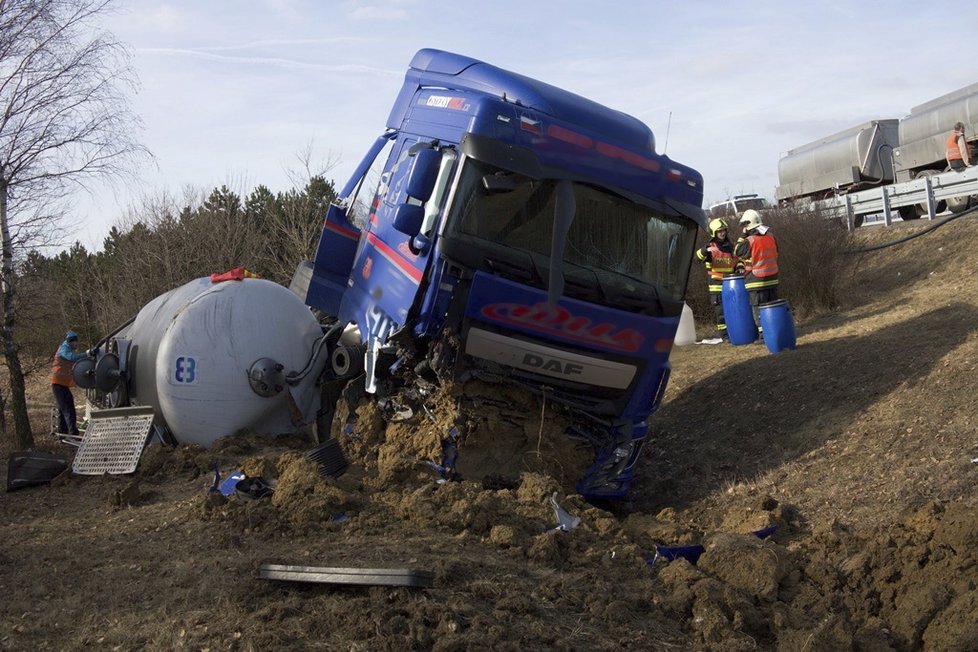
[651,544,705,565]
[649,524,779,566]
[753,524,778,540]
[698,338,724,345]
[217,470,246,496]
[208,460,220,493]
[549,492,581,533]
[235,476,274,500]
[391,406,414,421]
[424,427,461,482]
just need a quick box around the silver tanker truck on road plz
[776,82,978,222]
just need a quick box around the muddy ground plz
[3,217,978,651]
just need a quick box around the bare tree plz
[0,0,146,448]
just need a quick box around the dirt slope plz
[3,216,978,651]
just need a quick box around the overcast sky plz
[69,0,978,249]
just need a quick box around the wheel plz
[912,170,946,217]
[947,194,971,214]
[898,206,919,221]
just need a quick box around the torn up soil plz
[4,217,978,650]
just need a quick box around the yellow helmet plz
[708,218,728,238]
[740,209,763,231]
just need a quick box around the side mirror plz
[392,204,425,237]
[406,148,440,202]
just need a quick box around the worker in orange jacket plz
[695,218,739,337]
[734,210,779,335]
[946,122,972,172]
[51,330,93,437]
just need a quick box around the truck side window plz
[346,138,394,228]
[384,140,420,209]
[420,148,457,237]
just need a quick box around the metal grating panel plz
[72,407,156,475]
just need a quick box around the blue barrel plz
[721,274,757,345]
[759,300,797,353]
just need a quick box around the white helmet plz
[740,209,763,231]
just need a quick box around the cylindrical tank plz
[117,277,326,447]
[759,300,797,354]
[720,275,757,345]
[775,120,899,202]
[893,82,978,181]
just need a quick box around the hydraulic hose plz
[845,204,978,254]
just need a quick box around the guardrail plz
[808,166,978,229]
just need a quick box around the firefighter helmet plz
[708,218,728,238]
[739,209,763,231]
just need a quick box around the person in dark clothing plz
[50,330,90,436]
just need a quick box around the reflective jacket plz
[947,131,965,161]
[51,340,86,387]
[695,239,738,289]
[735,231,779,289]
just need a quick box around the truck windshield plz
[442,159,696,311]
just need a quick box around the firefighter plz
[695,218,739,338]
[946,122,971,172]
[734,210,779,335]
[51,330,93,437]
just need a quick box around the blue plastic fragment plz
[650,544,705,565]
[753,524,778,540]
[218,471,246,496]
[649,524,779,566]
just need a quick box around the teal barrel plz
[759,300,797,353]
[721,274,757,345]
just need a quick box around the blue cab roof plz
[387,49,704,217]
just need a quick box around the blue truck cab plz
[297,49,705,499]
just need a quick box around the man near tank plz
[50,330,95,437]
[695,218,739,339]
[946,122,971,172]
[734,210,779,336]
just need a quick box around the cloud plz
[136,47,402,77]
[194,37,365,52]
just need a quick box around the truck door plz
[338,140,456,386]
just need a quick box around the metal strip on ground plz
[72,406,156,475]
[259,564,434,588]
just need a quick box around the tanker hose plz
[286,322,343,384]
[91,316,137,352]
[845,204,978,254]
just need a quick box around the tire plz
[947,194,971,214]
[912,170,946,217]
[898,206,919,221]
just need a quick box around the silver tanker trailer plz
[777,81,978,220]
